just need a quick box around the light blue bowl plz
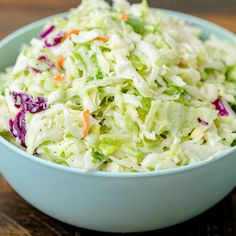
[0,10,236,233]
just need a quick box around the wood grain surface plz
[0,0,236,235]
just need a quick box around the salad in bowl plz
[1,0,236,173]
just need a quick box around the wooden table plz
[0,1,236,235]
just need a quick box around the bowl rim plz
[0,9,236,178]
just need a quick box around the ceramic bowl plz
[0,10,236,233]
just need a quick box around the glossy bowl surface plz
[0,10,236,233]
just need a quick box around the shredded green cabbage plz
[1,0,236,172]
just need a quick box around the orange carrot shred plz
[83,109,90,138]
[64,29,79,39]
[54,74,64,82]
[96,36,108,42]
[57,55,64,68]
[121,14,129,20]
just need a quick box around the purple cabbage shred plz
[24,66,42,74]
[13,91,48,113]
[197,118,209,126]
[44,34,64,47]
[213,99,229,116]
[9,110,27,148]
[39,25,55,39]
[38,55,55,69]
[9,92,49,148]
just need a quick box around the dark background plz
[0,0,236,235]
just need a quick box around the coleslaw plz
[1,0,236,172]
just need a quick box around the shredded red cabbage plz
[24,66,42,74]
[13,92,48,113]
[9,110,27,147]
[13,92,32,110]
[197,118,209,126]
[9,92,48,147]
[28,96,48,113]
[38,55,55,69]
[213,99,229,116]
[39,25,55,39]
[44,34,64,47]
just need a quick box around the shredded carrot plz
[83,109,90,138]
[121,14,129,20]
[57,55,64,68]
[96,36,108,42]
[64,29,79,39]
[54,74,64,82]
